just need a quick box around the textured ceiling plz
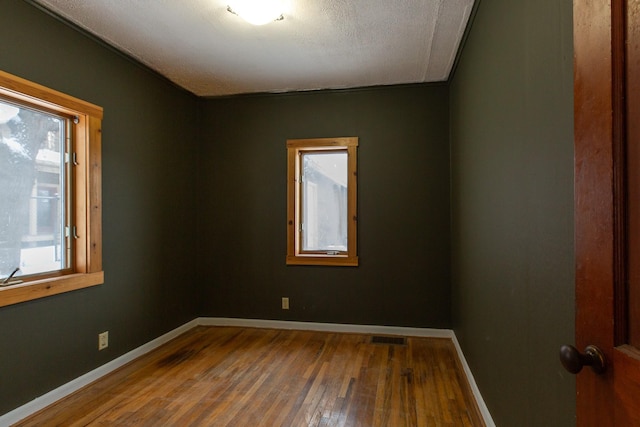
[32,0,475,97]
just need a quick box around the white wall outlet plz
[282,297,289,310]
[98,331,109,350]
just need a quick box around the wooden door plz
[573,0,640,424]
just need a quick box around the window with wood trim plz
[287,137,358,266]
[0,70,103,307]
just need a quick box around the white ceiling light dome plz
[227,0,289,25]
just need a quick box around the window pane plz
[0,99,68,279]
[302,151,348,252]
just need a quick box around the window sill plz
[286,255,359,267]
[0,271,104,308]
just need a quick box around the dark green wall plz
[450,0,575,425]
[198,86,451,327]
[0,1,199,415]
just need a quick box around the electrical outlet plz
[98,331,109,350]
[282,297,289,310]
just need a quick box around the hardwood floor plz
[16,326,484,426]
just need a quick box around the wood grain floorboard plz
[14,326,484,426]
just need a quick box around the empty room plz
[5,0,625,425]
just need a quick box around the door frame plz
[573,0,631,424]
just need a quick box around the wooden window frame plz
[0,70,103,307]
[286,137,358,266]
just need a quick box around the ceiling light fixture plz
[227,0,287,26]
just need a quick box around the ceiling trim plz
[447,0,482,83]
[201,81,449,101]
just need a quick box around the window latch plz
[1,267,23,286]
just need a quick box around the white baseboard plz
[198,317,455,338]
[0,317,493,427]
[451,334,496,426]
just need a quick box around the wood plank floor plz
[15,326,484,426]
